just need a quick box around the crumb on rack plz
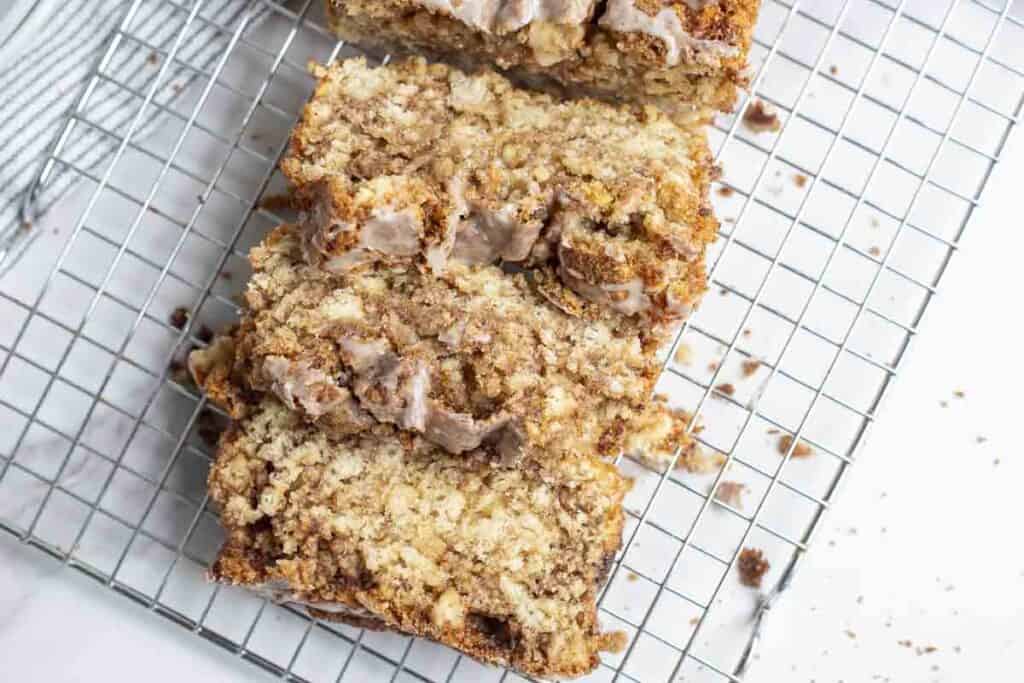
[197,324,214,345]
[868,246,882,257]
[714,481,748,509]
[626,572,638,583]
[870,216,880,228]
[715,383,736,397]
[708,361,719,372]
[741,359,761,378]
[830,65,839,75]
[953,389,965,398]
[674,343,693,366]
[196,409,223,450]
[738,548,770,588]
[742,100,782,134]
[794,173,808,188]
[845,629,857,639]
[717,186,735,198]
[147,52,159,65]
[679,445,727,475]
[169,307,190,330]
[259,193,298,212]
[778,434,814,458]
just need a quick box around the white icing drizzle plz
[599,0,740,67]
[418,0,593,33]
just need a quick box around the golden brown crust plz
[281,58,716,322]
[324,0,762,115]
[208,398,631,678]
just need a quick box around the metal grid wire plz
[0,0,1022,681]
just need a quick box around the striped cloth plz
[0,0,268,274]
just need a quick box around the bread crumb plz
[777,434,813,458]
[898,640,913,648]
[939,400,948,408]
[147,51,159,65]
[742,100,782,134]
[717,186,735,198]
[681,446,727,475]
[870,216,880,228]
[169,307,190,330]
[738,548,770,588]
[708,361,719,372]
[713,481,748,509]
[976,435,988,444]
[741,359,761,377]
[715,383,736,397]
[766,428,780,435]
[868,246,882,257]
[845,630,857,639]
[793,173,808,188]
[627,572,638,582]
[259,193,298,212]
[953,389,965,398]
[830,65,839,75]
[689,616,699,626]
[674,343,693,366]
[742,328,752,337]
[916,645,938,655]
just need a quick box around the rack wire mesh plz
[0,0,1022,681]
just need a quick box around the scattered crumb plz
[259,193,297,212]
[976,435,988,444]
[741,359,761,378]
[147,51,159,65]
[689,616,700,626]
[713,481,748,509]
[794,173,808,189]
[738,548,770,588]
[939,400,948,408]
[719,287,730,296]
[19,220,33,233]
[717,185,735,198]
[674,343,693,366]
[627,572,638,583]
[766,428,780,435]
[168,359,191,387]
[868,246,882,257]
[196,409,224,450]
[917,646,938,655]
[169,307,190,330]
[172,83,183,94]
[723,216,736,224]
[742,328,752,337]
[197,324,214,344]
[898,640,913,648]
[856,595,864,604]
[953,389,965,398]
[742,99,782,134]
[870,216,880,228]
[708,361,719,372]
[680,446,727,475]
[830,65,839,76]
[778,434,814,458]
[219,271,233,281]
[715,383,736,398]
[953,645,961,654]
[844,630,857,640]
[994,458,1001,466]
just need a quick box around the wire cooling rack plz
[1,1,1022,681]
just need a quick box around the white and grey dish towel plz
[0,0,268,274]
